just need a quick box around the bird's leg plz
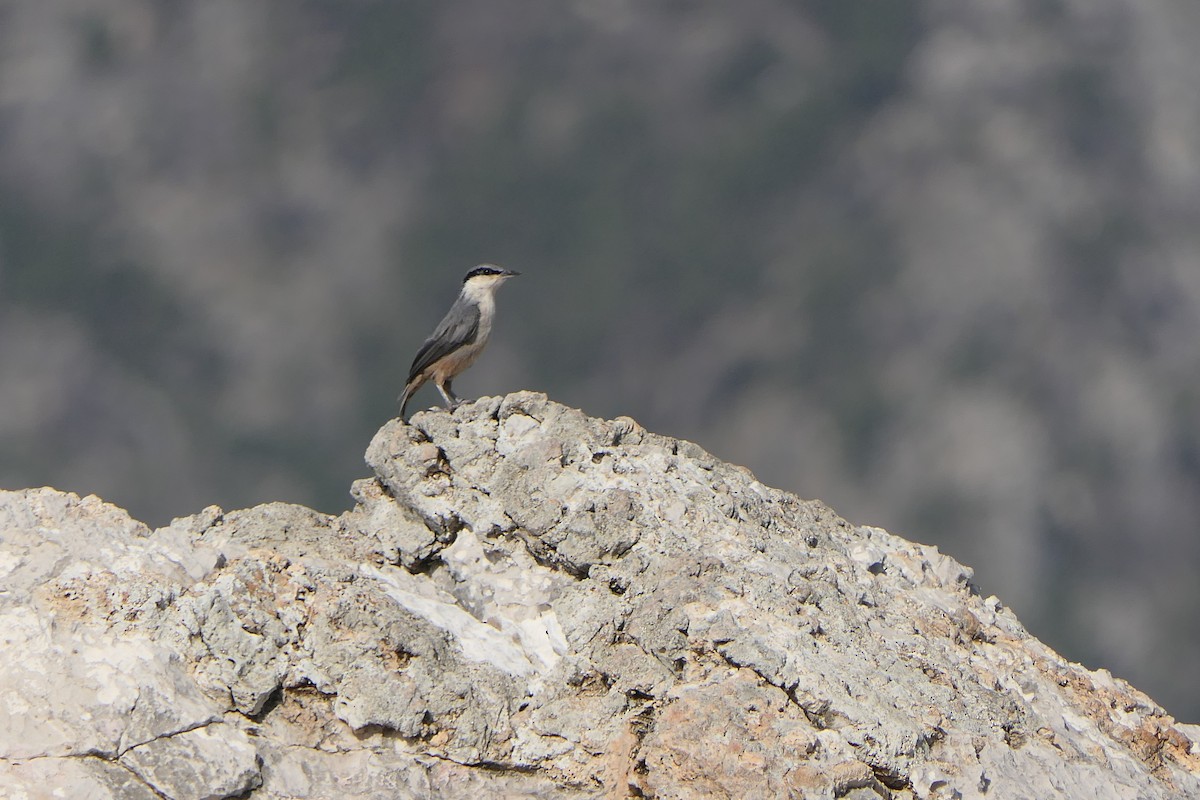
[436,379,461,410]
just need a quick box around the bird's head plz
[462,264,520,293]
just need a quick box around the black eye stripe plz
[464,266,505,280]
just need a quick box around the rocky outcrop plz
[1,392,1197,799]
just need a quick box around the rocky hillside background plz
[1,0,1199,722]
[3,395,1199,799]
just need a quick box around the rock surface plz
[1,392,1197,799]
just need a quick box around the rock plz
[120,722,261,800]
[1,394,1198,799]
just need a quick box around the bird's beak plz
[504,269,521,277]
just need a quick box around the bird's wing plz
[406,296,481,382]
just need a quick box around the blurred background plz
[1,1,1198,719]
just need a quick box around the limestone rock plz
[1,394,1197,799]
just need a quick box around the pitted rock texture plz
[1,392,1198,799]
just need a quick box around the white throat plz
[461,275,507,333]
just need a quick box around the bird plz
[398,264,520,420]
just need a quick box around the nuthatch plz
[398,264,520,420]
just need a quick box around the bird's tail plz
[397,377,422,421]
